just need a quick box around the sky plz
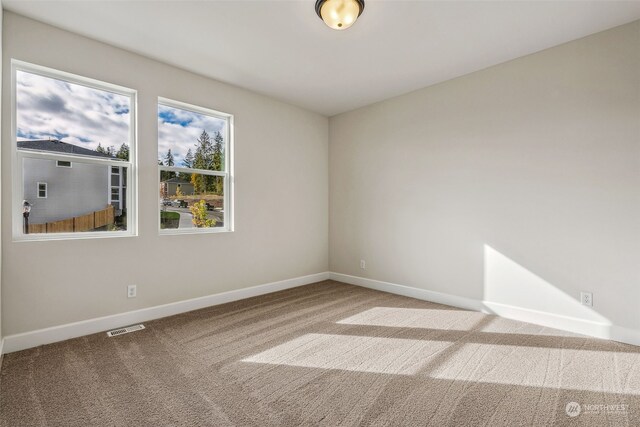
[16,70,131,151]
[16,70,226,167]
[157,104,226,167]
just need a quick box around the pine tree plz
[162,149,176,180]
[193,130,214,169]
[116,143,129,160]
[96,143,106,154]
[213,131,224,194]
[191,130,214,193]
[182,148,194,168]
[213,131,224,170]
[180,148,194,182]
[164,149,175,167]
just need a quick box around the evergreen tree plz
[213,131,224,194]
[193,130,214,169]
[163,149,176,180]
[182,148,194,168]
[180,148,194,182]
[164,149,175,167]
[191,130,214,193]
[96,143,106,154]
[116,143,129,160]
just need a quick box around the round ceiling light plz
[315,0,365,30]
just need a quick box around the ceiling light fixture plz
[315,0,365,31]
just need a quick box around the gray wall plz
[22,157,109,224]
[329,21,640,333]
[2,12,329,336]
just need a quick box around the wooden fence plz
[28,205,115,234]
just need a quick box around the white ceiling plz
[4,1,640,116]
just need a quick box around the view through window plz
[14,63,135,237]
[158,99,232,233]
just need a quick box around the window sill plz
[158,227,233,236]
[13,230,137,243]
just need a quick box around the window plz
[37,182,47,198]
[13,60,136,239]
[158,98,233,234]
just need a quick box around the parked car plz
[172,199,188,208]
[162,198,172,206]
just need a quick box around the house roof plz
[163,177,192,184]
[17,139,115,159]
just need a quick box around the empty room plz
[0,0,639,426]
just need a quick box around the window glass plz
[158,99,232,234]
[15,64,135,238]
[158,104,227,171]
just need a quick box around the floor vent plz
[106,324,145,337]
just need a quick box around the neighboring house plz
[161,177,194,197]
[18,139,126,224]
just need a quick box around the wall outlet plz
[128,284,137,298]
[580,291,592,307]
[360,259,366,270]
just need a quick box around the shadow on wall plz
[481,244,612,337]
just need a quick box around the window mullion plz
[159,165,226,177]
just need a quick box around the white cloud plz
[16,70,227,165]
[16,70,131,151]
[157,104,226,166]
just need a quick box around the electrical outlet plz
[128,284,137,298]
[360,259,366,269]
[580,292,592,307]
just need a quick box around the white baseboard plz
[610,325,640,347]
[481,300,612,338]
[2,272,331,354]
[4,270,639,354]
[330,272,484,312]
[329,272,640,347]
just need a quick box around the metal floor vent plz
[106,324,145,337]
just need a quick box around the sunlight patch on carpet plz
[242,333,451,375]
[423,342,640,394]
[337,307,486,331]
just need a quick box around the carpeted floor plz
[1,280,639,426]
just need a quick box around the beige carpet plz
[1,280,639,426]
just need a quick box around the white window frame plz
[37,182,48,199]
[11,60,138,241]
[56,160,72,168]
[158,97,234,235]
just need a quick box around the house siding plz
[23,158,109,223]
[167,182,194,196]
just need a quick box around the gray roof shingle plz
[163,177,192,184]
[17,139,115,159]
